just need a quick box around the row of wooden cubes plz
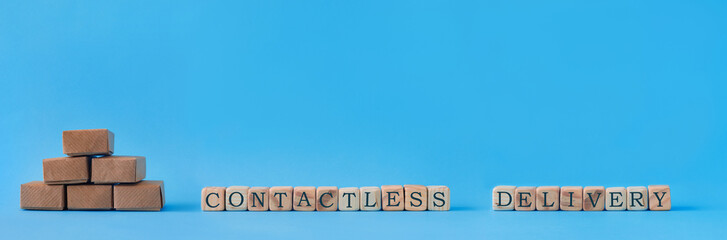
[202,185,450,211]
[43,156,145,184]
[20,180,164,211]
[492,185,671,211]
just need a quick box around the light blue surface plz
[1,0,726,239]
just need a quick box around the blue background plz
[1,0,725,239]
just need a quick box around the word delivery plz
[202,185,450,211]
[492,185,671,211]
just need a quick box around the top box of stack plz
[63,129,114,156]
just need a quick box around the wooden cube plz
[648,185,671,211]
[536,186,560,211]
[316,186,338,211]
[626,186,648,211]
[583,186,605,211]
[404,185,427,211]
[514,186,536,211]
[91,156,145,183]
[43,156,89,184]
[20,181,65,210]
[248,187,270,211]
[381,185,404,211]
[293,186,316,211]
[114,180,165,211]
[269,186,293,211]
[67,184,113,210]
[427,185,450,211]
[226,186,249,211]
[492,185,516,210]
[201,187,225,211]
[605,187,626,211]
[359,186,381,211]
[338,187,360,211]
[63,129,114,156]
[560,186,583,211]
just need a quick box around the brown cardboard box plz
[63,129,114,156]
[67,184,113,210]
[20,181,66,210]
[91,156,145,183]
[43,156,90,184]
[114,180,165,211]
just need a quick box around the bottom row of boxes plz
[20,180,165,211]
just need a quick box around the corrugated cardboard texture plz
[63,129,114,156]
[91,156,146,183]
[20,181,66,210]
[43,156,90,184]
[67,184,113,210]
[114,180,164,211]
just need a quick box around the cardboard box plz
[114,180,165,211]
[67,184,113,210]
[63,129,114,156]
[91,156,145,183]
[43,156,90,184]
[20,181,66,210]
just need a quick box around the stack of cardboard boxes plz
[20,129,165,211]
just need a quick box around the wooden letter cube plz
[536,186,560,211]
[43,156,89,184]
[427,185,450,211]
[404,185,427,211]
[114,180,165,211]
[91,156,145,183]
[648,185,671,211]
[201,187,225,211]
[248,187,270,211]
[492,185,516,210]
[626,186,648,211]
[20,181,65,210]
[63,129,114,156]
[67,184,113,210]
[560,186,583,211]
[338,187,360,211]
[359,186,381,211]
[293,186,316,211]
[583,186,605,211]
[515,186,535,211]
[226,186,249,211]
[605,187,626,211]
[269,186,293,211]
[316,186,338,211]
[381,185,404,211]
